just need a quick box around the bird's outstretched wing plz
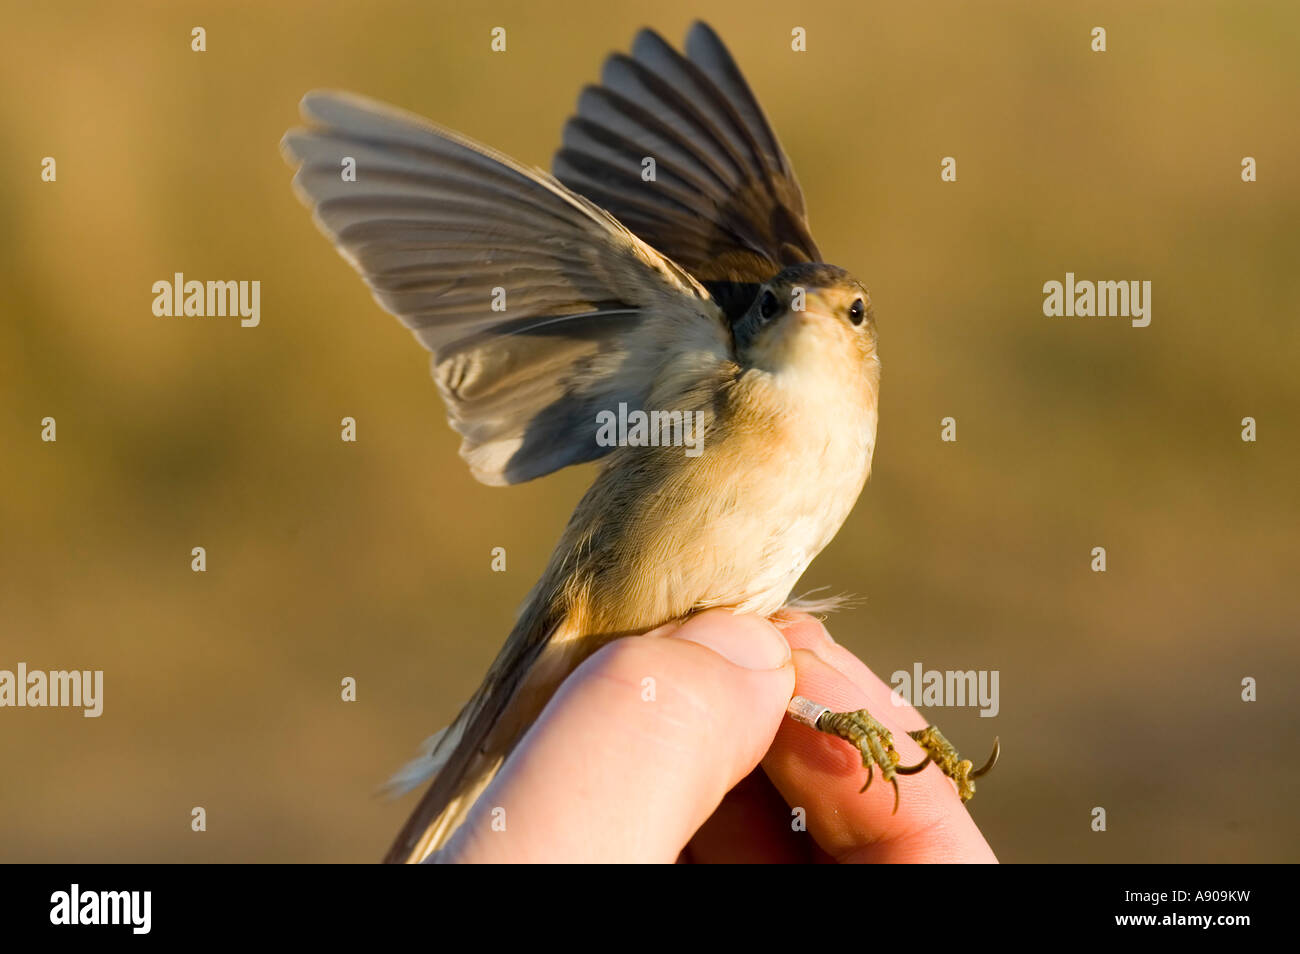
[282,91,730,485]
[553,21,821,285]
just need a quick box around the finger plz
[438,610,796,863]
[683,767,814,864]
[763,614,997,863]
[774,610,926,733]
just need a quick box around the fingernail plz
[806,621,841,664]
[672,612,791,671]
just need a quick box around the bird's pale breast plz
[555,359,877,636]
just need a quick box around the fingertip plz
[773,611,836,655]
[670,609,792,671]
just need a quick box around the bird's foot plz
[787,697,1000,808]
[789,698,914,813]
[905,725,1001,802]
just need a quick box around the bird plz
[281,21,996,864]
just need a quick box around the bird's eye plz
[848,298,866,325]
[759,289,780,320]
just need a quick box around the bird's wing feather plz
[553,21,821,284]
[282,90,731,485]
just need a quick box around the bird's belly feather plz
[553,371,874,634]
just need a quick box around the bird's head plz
[733,263,879,391]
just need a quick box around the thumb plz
[437,610,795,862]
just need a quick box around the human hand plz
[431,609,996,863]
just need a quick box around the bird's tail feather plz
[381,723,462,799]
[382,605,571,864]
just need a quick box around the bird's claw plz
[906,726,1001,802]
[815,708,904,813]
[809,706,1000,808]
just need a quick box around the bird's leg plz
[906,725,1000,803]
[787,697,909,812]
[786,697,1000,809]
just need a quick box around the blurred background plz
[1,0,1297,862]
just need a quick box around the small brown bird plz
[282,21,995,864]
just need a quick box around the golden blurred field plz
[1,0,1297,862]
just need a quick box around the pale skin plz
[432,610,997,864]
